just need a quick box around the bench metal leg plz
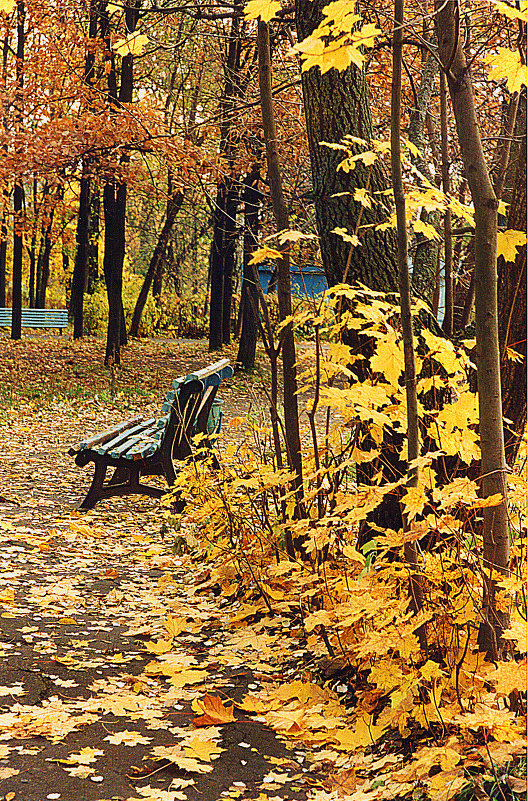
[77,457,166,510]
[78,459,108,510]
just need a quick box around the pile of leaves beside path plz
[162,290,526,801]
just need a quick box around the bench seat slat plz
[94,418,158,455]
[69,416,144,454]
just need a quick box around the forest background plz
[0,0,526,798]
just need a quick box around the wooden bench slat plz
[95,418,158,455]
[69,416,144,454]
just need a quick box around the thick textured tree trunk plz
[295,0,398,289]
[129,189,183,337]
[436,1,509,658]
[237,165,261,370]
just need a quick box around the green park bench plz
[68,358,233,510]
[0,308,68,332]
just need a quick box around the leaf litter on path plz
[0,338,318,801]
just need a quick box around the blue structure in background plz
[258,264,328,297]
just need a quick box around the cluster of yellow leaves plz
[167,284,526,798]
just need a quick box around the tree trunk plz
[71,172,91,336]
[497,91,526,467]
[408,41,440,303]
[436,0,509,659]
[129,189,184,337]
[237,164,261,370]
[208,10,243,351]
[295,0,398,289]
[440,71,453,334]
[0,205,6,308]
[87,182,100,294]
[71,0,100,334]
[102,1,141,364]
[11,0,24,340]
[36,209,54,310]
[104,180,126,365]
[392,0,424,637]
[258,20,303,504]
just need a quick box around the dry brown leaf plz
[192,694,236,726]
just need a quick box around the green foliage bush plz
[82,276,208,338]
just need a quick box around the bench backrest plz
[0,308,68,328]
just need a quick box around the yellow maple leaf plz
[145,637,173,654]
[401,485,428,520]
[332,227,360,245]
[370,335,403,388]
[183,736,224,762]
[0,0,15,13]
[304,609,334,632]
[151,745,214,773]
[248,245,283,264]
[114,33,148,58]
[412,217,441,240]
[333,715,385,750]
[501,619,528,653]
[244,0,281,21]
[164,614,187,638]
[468,493,504,508]
[297,38,364,74]
[497,229,527,263]
[104,730,150,746]
[484,48,527,94]
[169,669,208,687]
[266,707,305,732]
[506,346,524,362]
[484,659,527,695]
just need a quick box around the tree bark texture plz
[295,0,398,290]
[440,70,453,334]
[436,0,509,656]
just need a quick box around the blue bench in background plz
[0,308,68,333]
[258,265,328,297]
